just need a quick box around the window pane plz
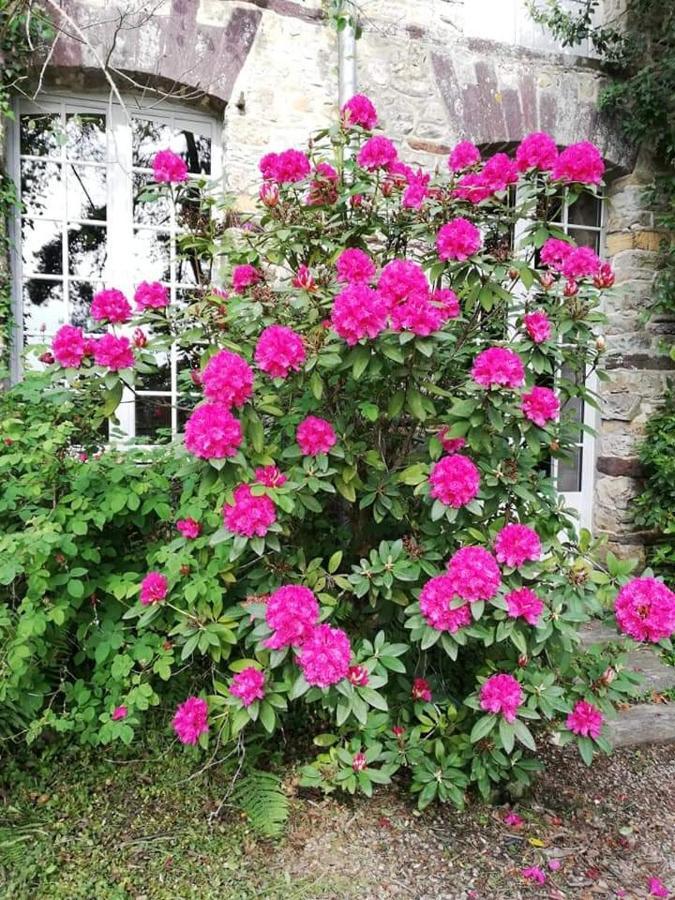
[133,173,171,226]
[567,192,601,228]
[22,279,65,336]
[21,218,63,275]
[174,129,212,174]
[66,113,106,162]
[67,165,107,220]
[137,353,171,391]
[68,224,107,278]
[132,117,172,168]
[566,226,600,252]
[70,281,99,328]
[558,447,583,493]
[135,395,172,442]
[21,161,63,217]
[134,229,171,282]
[20,113,63,157]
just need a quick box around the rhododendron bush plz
[3,96,675,807]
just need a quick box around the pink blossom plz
[230,667,266,707]
[566,700,604,739]
[481,152,519,192]
[521,866,547,885]
[561,246,601,280]
[540,238,573,271]
[134,281,169,310]
[594,262,615,289]
[265,585,319,649]
[296,623,352,687]
[505,588,544,626]
[172,696,209,744]
[153,149,188,184]
[521,386,560,427]
[90,288,132,324]
[448,141,481,172]
[336,248,376,284]
[112,705,128,721]
[177,518,201,539]
[255,325,306,379]
[308,162,339,205]
[412,677,432,702]
[516,132,558,172]
[503,811,524,827]
[523,310,552,344]
[402,169,431,209]
[437,218,482,261]
[259,181,279,207]
[357,135,398,171]
[347,665,369,687]
[331,283,388,345]
[352,751,368,772]
[293,265,316,291]
[132,328,147,349]
[201,349,254,407]
[419,574,472,632]
[564,278,579,297]
[223,484,276,537]
[93,334,134,370]
[52,324,86,368]
[140,571,168,606]
[614,577,675,643]
[548,859,562,872]
[552,141,604,184]
[480,673,523,722]
[184,402,243,459]
[296,416,337,456]
[232,264,262,294]
[432,288,460,320]
[341,93,378,129]
[256,465,287,487]
[447,546,502,602]
[648,877,670,898]
[390,293,448,336]
[260,149,311,184]
[378,259,429,311]
[471,347,525,389]
[429,455,480,508]
[453,172,495,204]
[494,524,542,567]
[438,428,466,454]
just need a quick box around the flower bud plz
[179,564,191,576]
[595,336,606,351]
[132,327,147,349]
[517,654,528,668]
[539,272,555,290]
[259,181,280,208]
[190,368,203,388]
[347,664,369,687]
[593,262,615,289]
[292,264,316,292]
[563,279,579,297]
[352,751,367,772]
[39,351,55,364]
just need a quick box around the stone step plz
[608,703,675,747]
[580,620,675,693]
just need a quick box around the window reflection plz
[21,161,63,217]
[133,229,171,282]
[67,165,107,220]
[22,279,65,335]
[68,224,107,278]
[20,113,63,158]
[66,113,106,162]
[135,395,172,442]
[22,219,63,275]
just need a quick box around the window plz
[10,94,221,441]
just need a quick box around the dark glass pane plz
[66,113,106,162]
[175,250,208,287]
[21,160,63,217]
[21,218,63,275]
[545,189,564,224]
[174,129,211,174]
[566,226,600,252]
[567,191,602,228]
[20,113,63,157]
[133,173,171,226]
[557,447,583,492]
[70,281,98,328]
[132,117,172,168]
[22,278,65,336]
[135,395,172,442]
[133,229,171,282]
[67,165,107,220]
[68,224,107,278]
[137,353,171,391]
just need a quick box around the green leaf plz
[513,719,537,751]
[351,347,370,380]
[470,714,497,743]
[499,718,515,753]
[328,550,343,573]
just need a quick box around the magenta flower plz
[552,141,604,185]
[296,624,352,687]
[523,310,552,344]
[232,264,262,294]
[566,700,604,739]
[52,324,86,368]
[448,141,481,172]
[505,588,544,626]
[648,877,670,898]
[201,349,254,408]
[615,577,675,643]
[480,673,523,723]
[292,265,316,291]
[341,93,378,129]
[230,667,266,707]
[521,866,547,885]
[521,386,560,427]
[264,585,319,649]
[176,518,201,539]
[494,524,542,567]
[438,428,466,455]
[516,132,558,172]
[184,402,243,460]
[255,465,287,488]
[134,280,169,310]
[347,665,369,687]
[428,455,480,508]
[419,574,472,633]
[471,347,525,389]
[259,181,280,207]
[390,293,449,336]
[447,546,502,602]
[296,416,337,456]
[352,751,368,772]
[540,237,573,271]
[153,149,188,184]
[503,811,524,827]
[331,283,388,345]
[481,152,519,192]
[140,571,168,606]
[255,325,306,379]
[259,148,311,183]
[411,677,432,702]
[172,696,209,744]
[91,288,132,324]
[93,334,134,371]
[112,705,128,721]
[336,247,376,284]
[562,246,601,280]
[357,135,398,171]
[223,484,276,538]
[431,288,460,320]
[436,217,482,261]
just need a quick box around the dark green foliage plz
[231,770,290,837]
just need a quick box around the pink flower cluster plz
[296,416,337,456]
[494,524,542,567]
[259,149,311,184]
[308,162,339,206]
[230,667,266,707]
[419,574,471,633]
[135,280,169,310]
[140,571,168,606]
[177,518,201,539]
[540,238,573,271]
[448,141,481,172]
[471,347,525,389]
[357,135,398,171]
[429,455,480,508]
[341,93,378,130]
[479,673,523,722]
[453,153,519,204]
[437,217,482,261]
[172,696,209,744]
[614,577,675,643]
[265,585,319,649]
[232,264,262,293]
[505,588,544,626]
[566,700,604,739]
[223,484,276,537]
[184,402,243,459]
[256,465,287,487]
[331,283,388,345]
[336,248,376,283]
[552,141,604,185]
[296,623,352,687]
[201,349,254,407]
[523,310,552,344]
[521,386,560,427]
[447,546,502,602]
[402,169,431,209]
[439,428,466,455]
[52,324,88,368]
[112,705,127,721]
[515,132,558,172]
[153,149,188,184]
[255,325,306,379]
[94,334,135,371]
[91,288,132,324]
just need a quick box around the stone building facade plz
[4,0,671,559]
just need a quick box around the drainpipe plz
[337,5,357,108]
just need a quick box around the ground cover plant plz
[2,95,674,812]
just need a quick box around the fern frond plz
[231,769,289,838]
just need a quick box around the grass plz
[0,740,345,900]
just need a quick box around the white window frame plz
[9,92,222,442]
